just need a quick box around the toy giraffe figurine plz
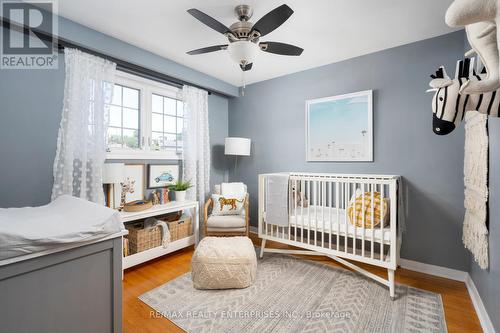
[119,178,135,210]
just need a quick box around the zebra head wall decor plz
[428,57,500,135]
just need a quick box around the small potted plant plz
[168,180,192,202]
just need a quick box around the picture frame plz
[118,164,145,203]
[147,164,179,188]
[306,90,373,162]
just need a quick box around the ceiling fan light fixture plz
[228,41,259,65]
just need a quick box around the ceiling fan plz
[186,4,304,72]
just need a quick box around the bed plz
[0,196,125,333]
[258,172,402,299]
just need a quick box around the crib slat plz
[380,184,384,261]
[361,182,366,257]
[353,182,357,255]
[336,182,340,251]
[371,184,375,259]
[329,181,332,250]
[301,179,304,243]
[292,179,296,241]
[322,181,325,248]
[308,179,311,245]
[314,181,318,246]
[345,182,349,254]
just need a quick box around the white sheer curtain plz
[51,48,116,204]
[182,85,210,209]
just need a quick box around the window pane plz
[112,85,122,105]
[176,100,184,117]
[122,87,139,109]
[151,131,164,150]
[164,115,176,133]
[164,97,176,116]
[176,117,183,134]
[123,107,139,129]
[152,94,163,114]
[163,133,177,147]
[107,127,122,148]
[152,113,163,132]
[176,133,183,148]
[109,105,121,127]
[122,129,139,149]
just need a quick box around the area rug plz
[139,253,447,333]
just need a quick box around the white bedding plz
[264,205,391,243]
[0,195,124,261]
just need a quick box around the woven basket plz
[126,223,162,254]
[166,216,192,241]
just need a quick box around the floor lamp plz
[225,137,251,176]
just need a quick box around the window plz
[106,71,183,160]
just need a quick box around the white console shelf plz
[121,200,199,270]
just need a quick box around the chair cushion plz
[207,227,246,233]
[207,215,246,228]
[191,236,257,289]
[221,182,247,197]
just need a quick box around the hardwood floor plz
[123,235,482,333]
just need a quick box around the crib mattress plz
[264,206,391,244]
[0,195,124,261]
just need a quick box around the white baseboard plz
[399,258,468,282]
[465,274,496,333]
[250,227,495,332]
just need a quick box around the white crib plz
[258,172,402,299]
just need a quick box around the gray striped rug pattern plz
[139,253,446,333]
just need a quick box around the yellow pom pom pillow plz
[347,190,389,228]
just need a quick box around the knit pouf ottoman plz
[191,236,257,290]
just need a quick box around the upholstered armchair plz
[204,182,249,237]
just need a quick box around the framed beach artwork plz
[306,90,373,162]
[147,164,179,188]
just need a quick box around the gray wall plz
[228,31,470,271]
[0,23,230,208]
[469,118,500,331]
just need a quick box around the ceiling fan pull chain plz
[241,70,246,96]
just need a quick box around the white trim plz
[465,274,496,333]
[106,149,180,161]
[399,258,468,282]
[249,227,495,332]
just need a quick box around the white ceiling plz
[57,0,457,86]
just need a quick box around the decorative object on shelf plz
[463,111,489,269]
[119,178,134,210]
[306,90,373,162]
[445,0,500,94]
[102,163,124,209]
[151,191,160,205]
[225,137,251,172]
[119,164,144,205]
[147,164,179,188]
[123,200,153,212]
[169,180,193,202]
[427,58,500,136]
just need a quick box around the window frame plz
[106,71,183,161]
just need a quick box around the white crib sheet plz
[264,205,391,244]
[0,195,124,261]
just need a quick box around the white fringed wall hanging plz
[463,111,489,269]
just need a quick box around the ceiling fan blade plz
[187,45,228,55]
[187,8,232,35]
[240,63,253,71]
[251,4,294,37]
[260,42,303,56]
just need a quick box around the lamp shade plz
[102,163,125,184]
[225,137,251,156]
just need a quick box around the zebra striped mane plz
[430,58,486,80]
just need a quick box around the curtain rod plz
[1,17,225,96]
